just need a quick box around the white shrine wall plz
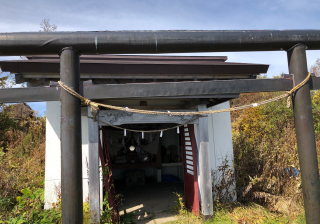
[44,101,103,209]
[194,101,236,202]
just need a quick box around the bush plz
[231,91,320,211]
[0,104,46,222]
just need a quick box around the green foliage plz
[168,192,185,215]
[100,194,114,223]
[99,165,121,224]
[312,90,320,134]
[1,187,61,224]
[231,90,320,211]
[0,105,47,222]
[119,209,135,224]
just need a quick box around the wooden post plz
[60,48,83,224]
[88,107,100,223]
[287,44,320,223]
[197,105,213,221]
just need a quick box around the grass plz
[165,200,305,224]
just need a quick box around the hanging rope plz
[58,72,311,117]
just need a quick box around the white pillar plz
[197,105,213,221]
[193,101,236,213]
[88,108,100,223]
[44,101,90,208]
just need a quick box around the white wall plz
[44,101,91,208]
[44,101,61,209]
[194,101,236,203]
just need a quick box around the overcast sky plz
[1,0,320,116]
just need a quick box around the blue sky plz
[1,0,320,116]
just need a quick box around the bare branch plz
[39,19,57,32]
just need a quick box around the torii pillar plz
[288,44,320,223]
[60,48,83,224]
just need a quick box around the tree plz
[310,58,320,77]
[0,72,14,89]
[39,19,57,32]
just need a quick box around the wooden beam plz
[98,110,199,126]
[1,77,320,103]
[2,30,320,56]
[0,86,60,103]
[88,107,100,223]
[197,105,214,221]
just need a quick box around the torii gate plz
[1,30,320,224]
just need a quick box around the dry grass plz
[0,107,46,220]
[165,202,305,224]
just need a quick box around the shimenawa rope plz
[58,72,311,133]
[58,72,310,116]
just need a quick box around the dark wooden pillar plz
[287,44,320,223]
[60,48,83,223]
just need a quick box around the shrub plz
[230,91,320,211]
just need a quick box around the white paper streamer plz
[124,129,126,136]
[160,131,163,137]
[177,127,180,134]
[142,132,144,139]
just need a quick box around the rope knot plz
[84,99,91,106]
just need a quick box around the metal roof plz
[0,55,269,86]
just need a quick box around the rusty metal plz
[287,44,320,223]
[60,48,83,223]
[1,30,320,55]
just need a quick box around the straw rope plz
[58,72,311,117]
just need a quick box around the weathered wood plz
[88,107,100,223]
[288,45,320,223]
[97,110,199,126]
[197,105,213,221]
[60,48,83,223]
[1,77,320,103]
[2,30,320,56]
[0,86,60,103]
